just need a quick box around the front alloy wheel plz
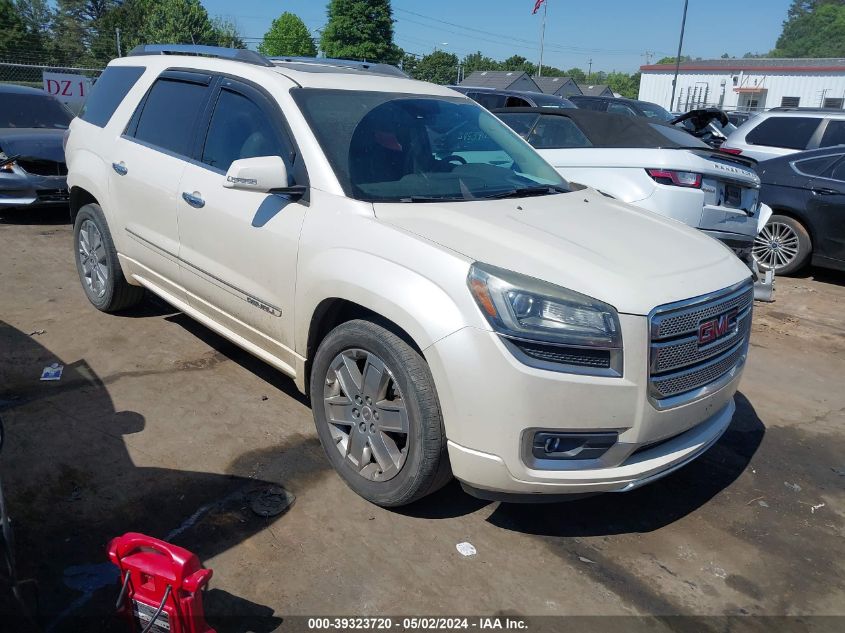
[77,219,110,300]
[323,349,409,481]
[310,320,450,506]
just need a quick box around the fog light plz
[532,432,617,460]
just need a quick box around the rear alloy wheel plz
[752,214,811,276]
[310,320,450,506]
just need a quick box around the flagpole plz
[538,0,547,77]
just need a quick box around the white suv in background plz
[723,108,845,162]
[66,45,753,506]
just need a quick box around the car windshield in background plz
[0,94,73,129]
[649,123,709,148]
[292,89,568,202]
[637,102,674,121]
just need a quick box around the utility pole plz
[587,58,593,82]
[670,0,689,112]
[116,27,121,57]
[537,0,548,77]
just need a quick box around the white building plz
[638,58,845,112]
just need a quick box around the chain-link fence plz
[1,62,102,114]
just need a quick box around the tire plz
[753,214,812,276]
[73,203,145,312]
[310,319,451,506]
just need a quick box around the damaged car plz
[0,84,72,211]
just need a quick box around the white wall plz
[638,70,845,111]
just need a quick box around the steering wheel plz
[441,154,467,165]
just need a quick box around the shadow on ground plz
[0,206,70,226]
[0,321,297,632]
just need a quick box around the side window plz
[132,78,208,156]
[201,87,289,172]
[746,116,820,150]
[819,120,845,148]
[607,102,637,117]
[573,99,604,112]
[793,155,841,177]
[504,96,531,108]
[472,92,506,110]
[527,116,592,149]
[80,66,145,127]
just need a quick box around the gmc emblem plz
[698,308,739,345]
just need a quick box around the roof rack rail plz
[268,56,408,78]
[128,44,274,68]
[771,106,845,113]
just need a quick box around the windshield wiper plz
[482,185,568,200]
[0,154,20,168]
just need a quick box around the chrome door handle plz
[112,161,127,176]
[182,191,205,208]
[812,187,838,196]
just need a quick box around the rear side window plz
[80,66,145,127]
[201,88,290,172]
[527,116,592,149]
[746,117,820,150]
[829,159,845,182]
[471,92,506,110]
[572,99,605,112]
[820,120,845,148]
[132,79,208,157]
[793,155,841,177]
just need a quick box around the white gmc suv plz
[66,46,753,506]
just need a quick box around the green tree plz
[461,50,500,75]
[258,12,316,57]
[320,0,402,64]
[409,50,458,84]
[501,54,536,76]
[772,1,845,56]
[141,0,216,46]
[606,70,640,99]
[0,0,29,59]
[400,52,419,75]
[656,55,691,65]
[564,67,587,82]
[211,16,245,49]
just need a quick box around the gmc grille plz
[649,281,753,405]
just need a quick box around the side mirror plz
[224,156,304,197]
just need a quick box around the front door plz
[176,77,306,372]
[109,71,212,299]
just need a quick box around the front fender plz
[295,247,474,357]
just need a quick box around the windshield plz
[637,101,674,121]
[0,93,73,129]
[649,123,709,148]
[292,89,568,202]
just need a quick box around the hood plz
[374,188,750,315]
[0,129,66,163]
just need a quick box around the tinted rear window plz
[132,79,208,156]
[820,120,845,148]
[497,112,540,138]
[80,66,145,127]
[746,117,820,150]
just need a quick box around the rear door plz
[175,76,306,372]
[806,157,845,264]
[109,71,212,299]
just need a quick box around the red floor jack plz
[108,532,215,633]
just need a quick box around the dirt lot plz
[1,207,843,632]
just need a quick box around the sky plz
[201,0,794,73]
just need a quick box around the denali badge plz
[698,308,739,346]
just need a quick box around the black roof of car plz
[0,83,51,96]
[450,85,573,105]
[492,106,698,148]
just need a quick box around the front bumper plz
[425,315,744,497]
[0,172,68,209]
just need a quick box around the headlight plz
[468,262,623,376]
